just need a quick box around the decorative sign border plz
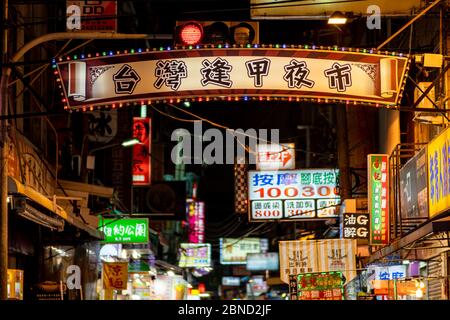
[54,46,410,111]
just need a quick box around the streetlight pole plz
[0,27,170,299]
[0,0,9,301]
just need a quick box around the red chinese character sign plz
[132,117,151,185]
[54,48,410,110]
[103,262,128,290]
[297,272,344,300]
[368,154,389,245]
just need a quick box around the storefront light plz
[132,250,140,259]
[167,270,175,277]
[415,288,424,298]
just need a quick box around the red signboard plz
[132,117,151,185]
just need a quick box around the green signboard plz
[99,218,149,244]
[367,154,389,245]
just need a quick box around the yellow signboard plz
[103,262,128,290]
[7,269,24,300]
[427,128,450,218]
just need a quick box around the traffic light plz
[175,21,259,46]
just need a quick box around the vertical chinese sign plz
[103,262,128,290]
[132,117,151,185]
[368,154,389,245]
[187,200,205,243]
[427,127,450,218]
[289,275,298,300]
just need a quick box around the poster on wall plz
[368,154,389,245]
[248,169,340,221]
[55,48,410,110]
[427,127,450,218]
[132,117,151,185]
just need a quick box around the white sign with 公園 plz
[256,143,295,171]
[248,169,340,221]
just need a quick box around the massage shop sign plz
[55,48,410,110]
[248,169,340,221]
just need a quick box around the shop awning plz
[8,176,103,239]
[367,215,450,264]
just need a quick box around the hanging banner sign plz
[368,154,390,245]
[256,143,295,171]
[132,117,151,185]
[103,262,128,290]
[248,169,340,221]
[279,239,356,285]
[55,48,410,110]
[427,127,450,218]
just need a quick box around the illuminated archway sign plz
[54,46,410,110]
